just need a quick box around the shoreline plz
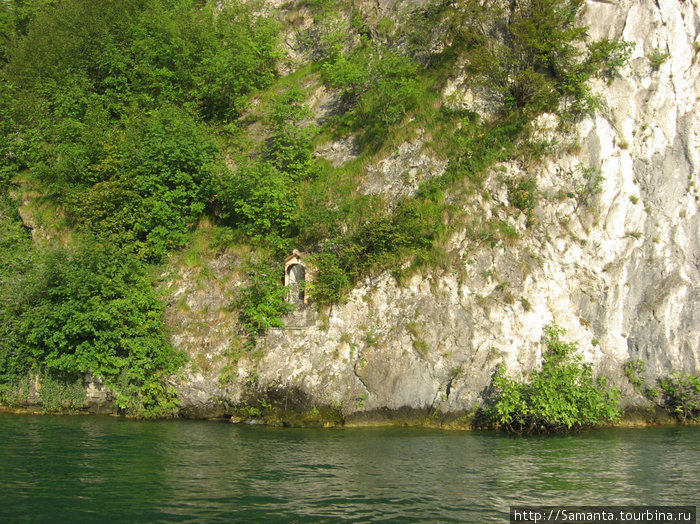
[2,404,696,431]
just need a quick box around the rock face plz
[171,0,699,421]
[360,133,448,204]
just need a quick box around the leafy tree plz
[0,193,36,382]
[624,360,700,423]
[321,45,373,104]
[362,51,421,126]
[76,106,217,260]
[323,45,421,131]
[191,2,281,121]
[220,159,297,250]
[218,89,316,250]
[5,0,279,119]
[0,240,183,416]
[266,87,316,179]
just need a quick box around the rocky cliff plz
[164,0,700,423]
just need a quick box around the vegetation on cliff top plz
[0,0,630,415]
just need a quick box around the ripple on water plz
[0,418,698,522]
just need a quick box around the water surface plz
[0,415,697,522]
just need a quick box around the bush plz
[234,262,293,345]
[321,43,422,144]
[5,0,280,120]
[506,177,537,225]
[362,51,421,126]
[624,360,700,423]
[307,253,350,307]
[218,88,316,252]
[265,87,317,180]
[220,159,297,250]
[0,240,184,417]
[410,0,631,118]
[656,372,700,423]
[191,2,281,120]
[321,46,372,104]
[75,105,217,260]
[482,324,621,433]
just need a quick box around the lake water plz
[0,415,697,522]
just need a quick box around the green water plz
[0,415,697,523]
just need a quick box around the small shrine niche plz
[284,249,309,304]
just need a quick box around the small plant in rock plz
[572,164,604,209]
[306,253,350,307]
[648,51,669,70]
[656,372,700,422]
[506,177,537,225]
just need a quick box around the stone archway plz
[287,263,306,303]
[284,249,312,304]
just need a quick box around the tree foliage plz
[5,0,279,119]
[0,0,281,414]
[306,253,350,307]
[0,240,183,416]
[74,105,218,260]
[322,43,422,142]
[409,0,631,117]
[219,88,316,252]
[233,262,293,346]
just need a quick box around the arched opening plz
[286,263,306,303]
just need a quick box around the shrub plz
[234,262,293,345]
[75,106,218,260]
[648,51,669,71]
[363,51,421,126]
[656,372,700,423]
[307,253,350,307]
[218,88,316,252]
[321,42,422,145]
[321,46,373,103]
[0,240,184,417]
[507,177,537,225]
[219,159,298,249]
[572,164,604,208]
[624,360,700,423]
[482,324,621,433]
[266,87,317,180]
[38,370,86,412]
[411,0,631,118]
[191,2,281,121]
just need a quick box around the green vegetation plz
[480,325,621,433]
[648,51,669,70]
[75,106,218,260]
[624,360,700,423]
[0,239,184,416]
[218,87,317,252]
[507,177,537,225]
[37,371,87,413]
[233,261,293,347]
[0,0,631,416]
